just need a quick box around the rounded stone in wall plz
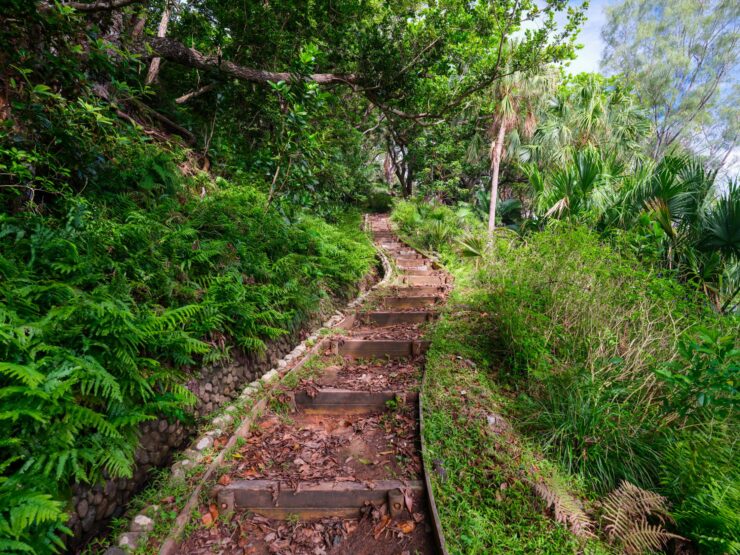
[81,506,97,532]
[77,499,89,519]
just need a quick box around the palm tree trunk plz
[488,121,507,234]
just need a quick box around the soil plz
[181,493,435,555]
[345,323,427,341]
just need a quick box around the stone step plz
[216,479,425,519]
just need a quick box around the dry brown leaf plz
[397,520,415,534]
[372,515,391,539]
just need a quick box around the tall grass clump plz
[475,226,738,552]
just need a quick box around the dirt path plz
[180,215,449,555]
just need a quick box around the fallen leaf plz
[401,487,413,513]
[209,503,219,521]
[397,520,415,534]
[201,512,213,527]
[372,515,391,539]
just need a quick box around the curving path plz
[180,215,450,555]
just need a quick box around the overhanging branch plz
[148,37,358,86]
[39,0,144,13]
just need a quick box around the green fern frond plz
[0,363,44,388]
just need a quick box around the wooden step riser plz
[294,390,418,413]
[387,249,419,257]
[358,311,437,325]
[333,339,430,358]
[217,480,425,519]
[382,296,442,309]
[402,276,449,286]
[382,286,447,297]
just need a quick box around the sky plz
[564,0,612,75]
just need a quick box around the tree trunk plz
[404,165,414,197]
[488,121,507,234]
[146,1,172,85]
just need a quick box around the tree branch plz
[39,0,144,13]
[148,37,358,86]
[175,83,216,104]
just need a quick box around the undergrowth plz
[0,138,374,552]
[395,199,739,554]
[423,302,613,554]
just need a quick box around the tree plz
[601,0,740,165]
[488,68,556,232]
[525,74,651,170]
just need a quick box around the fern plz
[532,479,594,538]
[601,481,681,554]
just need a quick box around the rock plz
[263,369,279,382]
[158,419,168,433]
[225,405,237,414]
[204,382,213,392]
[195,436,213,451]
[212,414,233,427]
[131,514,154,533]
[171,464,186,482]
[81,507,96,532]
[100,485,110,501]
[105,502,117,517]
[77,499,89,518]
[118,532,142,551]
[104,547,127,555]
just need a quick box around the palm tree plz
[487,69,556,233]
[524,74,651,171]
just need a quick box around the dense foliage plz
[394,200,739,553]
[2,0,736,552]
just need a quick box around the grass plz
[422,301,614,554]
